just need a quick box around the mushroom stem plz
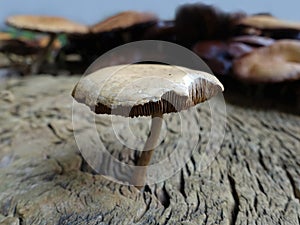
[31,33,56,74]
[133,112,163,189]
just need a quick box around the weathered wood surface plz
[0,75,299,225]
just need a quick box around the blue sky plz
[1,0,300,28]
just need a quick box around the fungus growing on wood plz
[236,15,300,39]
[233,40,300,82]
[6,15,89,73]
[238,15,300,31]
[90,11,158,34]
[72,64,223,189]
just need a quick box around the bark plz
[0,75,299,225]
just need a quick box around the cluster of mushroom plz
[1,3,300,84]
[176,4,300,84]
[0,11,158,74]
[1,15,89,73]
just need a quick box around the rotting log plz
[0,75,299,225]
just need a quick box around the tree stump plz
[0,75,299,225]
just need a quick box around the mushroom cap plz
[6,15,89,34]
[233,40,300,82]
[72,64,224,117]
[238,15,300,30]
[90,11,158,33]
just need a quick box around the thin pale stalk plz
[31,33,56,74]
[132,112,163,190]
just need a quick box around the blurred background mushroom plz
[0,1,300,112]
[233,40,300,83]
[236,15,300,39]
[5,15,88,73]
[60,11,158,69]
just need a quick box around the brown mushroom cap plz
[72,64,224,117]
[6,15,89,34]
[238,15,300,30]
[90,11,158,33]
[233,40,300,82]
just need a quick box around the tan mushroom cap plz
[6,15,89,34]
[233,40,300,82]
[90,11,158,33]
[72,64,224,117]
[238,15,300,30]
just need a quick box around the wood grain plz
[0,75,299,225]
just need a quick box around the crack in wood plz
[228,174,239,225]
[284,167,300,201]
[47,123,66,142]
[258,150,268,172]
[14,207,24,225]
[157,184,170,209]
[256,177,267,196]
[179,170,187,199]
[163,209,172,225]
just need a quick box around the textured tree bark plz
[0,75,299,225]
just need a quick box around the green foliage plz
[57,34,67,46]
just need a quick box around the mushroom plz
[237,15,300,39]
[72,64,224,189]
[233,40,300,82]
[238,15,300,30]
[90,11,158,34]
[61,11,157,65]
[6,15,89,73]
[90,11,158,46]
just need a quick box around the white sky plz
[1,0,300,27]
